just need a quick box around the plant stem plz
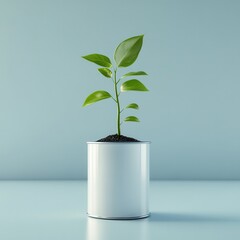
[114,69,121,136]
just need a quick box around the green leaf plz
[126,103,139,110]
[124,116,140,122]
[121,79,149,92]
[83,90,111,107]
[122,71,147,78]
[82,54,112,67]
[114,35,144,67]
[98,68,112,78]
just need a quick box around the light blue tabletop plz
[0,181,240,240]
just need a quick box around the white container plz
[87,142,150,219]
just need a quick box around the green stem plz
[114,69,121,136]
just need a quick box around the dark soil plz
[97,134,140,142]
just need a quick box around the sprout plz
[82,35,149,136]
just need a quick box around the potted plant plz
[82,35,150,219]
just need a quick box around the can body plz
[87,142,150,219]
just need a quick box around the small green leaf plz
[82,54,112,67]
[114,35,144,67]
[126,103,139,110]
[121,79,149,92]
[124,116,140,122]
[122,71,147,78]
[98,68,112,78]
[83,90,111,107]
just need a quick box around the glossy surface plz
[0,181,240,240]
[88,143,149,218]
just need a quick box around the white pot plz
[87,141,150,219]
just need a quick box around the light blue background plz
[0,0,240,180]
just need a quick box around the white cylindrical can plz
[87,142,150,219]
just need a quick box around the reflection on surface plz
[86,211,240,240]
[86,216,149,240]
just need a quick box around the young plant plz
[82,35,148,136]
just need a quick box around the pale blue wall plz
[0,0,240,179]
